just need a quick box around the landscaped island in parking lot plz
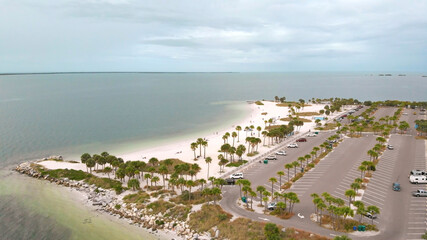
[15,98,427,240]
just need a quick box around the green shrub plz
[226,160,248,167]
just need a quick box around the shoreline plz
[12,101,348,240]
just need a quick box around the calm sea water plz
[0,72,426,239]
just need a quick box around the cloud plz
[0,0,426,72]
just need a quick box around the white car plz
[275,150,287,156]
[307,133,316,137]
[230,173,244,179]
[267,202,277,210]
[287,143,298,148]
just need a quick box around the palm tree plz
[158,165,168,188]
[148,157,159,167]
[313,146,320,157]
[345,189,356,207]
[256,186,266,206]
[236,145,246,160]
[191,142,198,159]
[269,177,277,197]
[191,163,201,179]
[249,190,257,209]
[196,138,204,157]
[211,187,221,204]
[262,196,269,210]
[205,157,212,179]
[198,178,206,190]
[144,173,151,187]
[231,132,237,146]
[276,201,286,215]
[86,158,95,173]
[256,126,262,137]
[81,153,91,171]
[292,161,300,177]
[317,202,327,225]
[104,167,112,179]
[285,164,293,182]
[127,179,140,191]
[359,165,366,179]
[242,185,251,208]
[186,180,196,200]
[235,126,242,142]
[366,205,380,225]
[261,131,268,145]
[152,176,160,187]
[304,154,311,166]
[351,182,360,193]
[353,200,365,222]
[202,140,208,159]
[277,171,284,189]
[298,156,305,168]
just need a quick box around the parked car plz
[230,173,244,179]
[267,202,277,210]
[265,155,277,160]
[392,182,401,191]
[307,133,316,137]
[409,175,427,184]
[275,150,287,156]
[296,138,307,142]
[412,189,427,197]
[387,144,394,150]
[225,178,235,185]
[287,143,298,148]
[364,212,377,219]
[410,170,426,176]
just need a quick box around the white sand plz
[40,101,348,182]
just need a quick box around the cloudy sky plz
[1,0,426,72]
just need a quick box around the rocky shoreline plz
[15,161,208,240]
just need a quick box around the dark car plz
[296,138,307,142]
[225,178,235,185]
[392,182,401,191]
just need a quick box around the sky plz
[0,0,426,73]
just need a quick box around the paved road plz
[219,107,426,239]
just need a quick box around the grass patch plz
[276,102,312,107]
[280,117,312,122]
[170,190,220,205]
[34,165,126,194]
[226,160,248,167]
[265,125,282,130]
[291,173,304,182]
[188,204,232,232]
[217,218,270,240]
[147,200,175,215]
[270,210,294,219]
[144,186,163,191]
[164,205,191,221]
[150,189,176,198]
[315,123,337,130]
[296,112,319,116]
[247,152,259,157]
[416,136,427,140]
[123,191,150,204]
[38,168,89,180]
[85,176,125,194]
[281,182,292,190]
[255,101,264,105]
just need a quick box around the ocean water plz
[0,72,426,239]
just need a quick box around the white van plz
[410,175,427,184]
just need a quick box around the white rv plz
[410,175,427,184]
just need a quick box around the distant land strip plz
[0,72,236,76]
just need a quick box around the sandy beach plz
[40,101,347,181]
[32,100,349,240]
